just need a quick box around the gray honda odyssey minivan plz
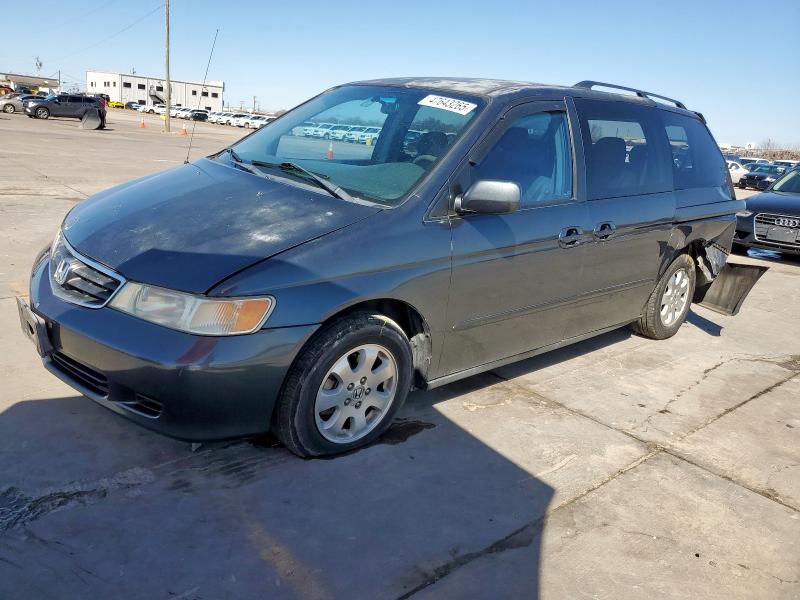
[18,78,762,456]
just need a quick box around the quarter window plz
[661,112,727,189]
[472,111,573,207]
[575,99,671,199]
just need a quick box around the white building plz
[86,70,224,111]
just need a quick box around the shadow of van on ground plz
[0,374,555,599]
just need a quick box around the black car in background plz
[739,164,788,190]
[24,94,100,120]
[124,101,142,110]
[188,109,208,121]
[735,168,800,256]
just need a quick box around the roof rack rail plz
[574,81,686,110]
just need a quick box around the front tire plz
[274,312,413,457]
[3,104,15,113]
[632,254,695,340]
[35,107,49,119]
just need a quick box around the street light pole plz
[164,0,171,133]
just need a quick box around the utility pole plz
[164,0,171,133]
[252,95,256,114]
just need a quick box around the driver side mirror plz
[455,180,521,215]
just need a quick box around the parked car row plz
[293,122,384,144]
[727,159,797,191]
[207,111,276,128]
[124,103,276,127]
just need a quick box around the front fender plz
[208,205,452,335]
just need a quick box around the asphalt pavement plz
[0,108,797,599]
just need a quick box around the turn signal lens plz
[110,282,273,335]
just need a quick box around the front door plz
[441,101,590,376]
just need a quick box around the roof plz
[85,69,223,88]
[0,72,60,86]
[353,77,557,96]
[350,77,693,114]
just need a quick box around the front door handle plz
[558,226,584,248]
[593,222,617,240]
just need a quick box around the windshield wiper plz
[222,147,258,174]
[250,160,356,202]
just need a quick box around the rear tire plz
[3,104,15,113]
[632,254,696,340]
[273,312,413,458]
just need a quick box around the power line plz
[37,0,127,35]
[43,4,164,64]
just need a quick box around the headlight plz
[109,282,274,335]
[736,210,753,218]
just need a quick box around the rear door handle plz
[593,222,617,240]
[558,226,584,248]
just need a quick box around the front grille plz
[120,394,164,419]
[754,213,800,247]
[51,352,109,397]
[50,234,123,308]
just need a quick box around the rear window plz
[574,99,671,200]
[661,112,727,189]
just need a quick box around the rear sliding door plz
[565,99,676,338]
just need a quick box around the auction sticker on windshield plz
[417,94,478,116]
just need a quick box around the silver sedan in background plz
[1,93,42,114]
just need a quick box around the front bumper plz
[734,214,800,255]
[25,256,319,441]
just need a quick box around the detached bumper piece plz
[695,263,768,317]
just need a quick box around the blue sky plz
[3,0,799,146]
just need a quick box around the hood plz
[63,157,381,293]
[746,191,800,216]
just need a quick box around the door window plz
[472,111,573,207]
[574,99,671,199]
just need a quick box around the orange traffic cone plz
[138,116,145,128]
[326,141,334,160]
[180,123,188,136]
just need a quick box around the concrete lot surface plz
[1,109,798,599]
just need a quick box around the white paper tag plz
[417,94,478,116]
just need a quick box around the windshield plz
[772,169,800,193]
[751,165,781,174]
[228,84,484,205]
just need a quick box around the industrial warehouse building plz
[85,70,224,111]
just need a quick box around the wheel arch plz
[663,215,737,284]
[323,298,433,389]
[281,296,433,398]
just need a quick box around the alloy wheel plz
[314,344,398,443]
[660,268,690,327]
